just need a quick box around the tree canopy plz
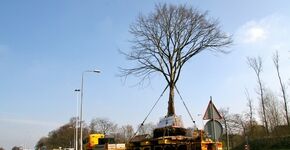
[121,3,232,116]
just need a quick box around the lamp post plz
[74,89,80,150]
[80,70,101,150]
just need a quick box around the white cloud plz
[236,14,290,46]
[235,14,290,58]
[237,23,267,43]
[238,14,290,77]
[246,27,266,43]
[219,14,290,116]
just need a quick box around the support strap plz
[130,84,169,140]
[175,85,196,126]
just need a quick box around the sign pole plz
[203,97,223,150]
[210,97,217,150]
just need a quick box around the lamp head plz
[93,70,101,73]
[84,69,101,73]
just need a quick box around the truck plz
[83,134,125,150]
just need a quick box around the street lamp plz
[74,89,80,150]
[80,70,101,150]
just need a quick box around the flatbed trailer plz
[93,143,126,150]
[126,130,223,150]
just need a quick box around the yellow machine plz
[83,134,105,150]
[83,134,125,150]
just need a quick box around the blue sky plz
[1,0,290,149]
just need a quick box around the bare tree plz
[247,56,269,135]
[219,108,231,150]
[121,4,232,117]
[263,89,283,132]
[117,125,135,142]
[90,118,117,135]
[138,122,156,136]
[273,51,289,126]
[245,88,255,131]
[225,113,247,136]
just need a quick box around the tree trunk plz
[167,83,175,116]
[278,73,289,126]
[273,51,289,126]
[283,94,290,126]
[258,76,269,135]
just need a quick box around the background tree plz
[263,89,283,132]
[35,118,89,150]
[35,137,48,150]
[89,118,117,135]
[115,125,135,143]
[247,56,269,135]
[138,122,156,136]
[46,123,76,149]
[121,3,232,117]
[273,51,289,126]
[231,114,247,136]
[245,88,255,136]
[221,112,246,149]
[121,125,134,142]
[11,146,21,150]
[219,108,231,150]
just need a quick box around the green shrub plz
[232,136,290,150]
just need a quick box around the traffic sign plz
[204,120,223,140]
[203,99,222,120]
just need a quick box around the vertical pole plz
[210,96,217,150]
[78,70,100,150]
[75,89,80,150]
[225,119,229,150]
[80,73,84,150]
